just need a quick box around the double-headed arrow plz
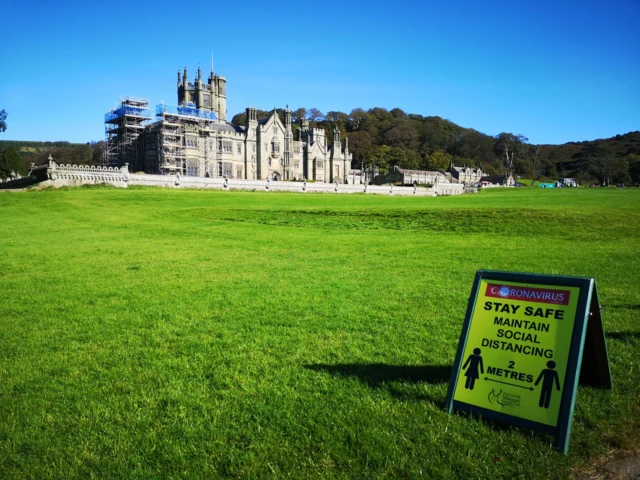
[484,377,534,391]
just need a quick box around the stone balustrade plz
[37,161,465,196]
[46,160,130,188]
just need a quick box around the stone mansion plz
[105,66,352,183]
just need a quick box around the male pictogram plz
[534,360,561,408]
[462,348,484,390]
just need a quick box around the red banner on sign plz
[485,283,571,305]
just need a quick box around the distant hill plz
[536,131,640,184]
[0,140,103,167]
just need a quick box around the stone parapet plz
[34,162,467,196]
[47,161,129,188]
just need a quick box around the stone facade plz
[480,174,515,187]
[447,164,485,185]
[372,165,448,186]
[127,66,352,183]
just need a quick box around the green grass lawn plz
[0,186,638,479]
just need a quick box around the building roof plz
[209,123,245,133]
[397,167,444,175]
[481,175,508,183]
[452,166,482,172]
[258,109,281,126]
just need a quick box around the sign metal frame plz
[445,270,611,453]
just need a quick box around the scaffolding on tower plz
[103,97,151,168]
[155,103,217,175]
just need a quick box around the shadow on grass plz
[305,363,451,404]
[607,304,640,311]
[606,331,640,340]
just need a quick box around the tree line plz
[0,138,103,181]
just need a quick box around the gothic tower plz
[177,66,227,121]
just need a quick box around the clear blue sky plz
[1,0,638,145]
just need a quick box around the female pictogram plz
[462,347,484,390]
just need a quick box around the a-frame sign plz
[445,270,611,453]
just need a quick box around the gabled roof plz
[481,175,509,183]
[397,167,444,175]
[210,123,245,133]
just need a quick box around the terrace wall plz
[39,162,466,196]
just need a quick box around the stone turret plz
[211,74,227,121]
[178,67,189,106]
[283,106,293,173]
[196,66,203,107]
[284,105,292,127]
[245,107,258,133]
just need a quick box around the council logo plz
[488,389,521,407]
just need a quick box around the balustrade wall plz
[40,162,465,196]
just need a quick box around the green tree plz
[483,163,500,176]
[348,108,368,131]
[591,153,628,185]
[402,149,421,170]
[345,131,373,164]
[421,117,448,152]
[384,123,419,149]
[425,151,452,171]
[307,108,324,123]
[366,145,392,173]
[91,141,105,166]
[576,144,608,185]
[0,110,6,133]
[0,146,25,180]
[626,154,640,184]
[292,108,307,124]
[528,145,542,185]
[325,111,349,127]
[494,133,528,178]
[452,130,496,165]
[230,112,246,126]
[366,145,410,173]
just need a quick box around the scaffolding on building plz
[157,103,217,121]
[156,103,218,175]
[103,97,151,168]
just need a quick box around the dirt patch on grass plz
[574,447,640,479]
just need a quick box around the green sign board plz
[445,270,612,453]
